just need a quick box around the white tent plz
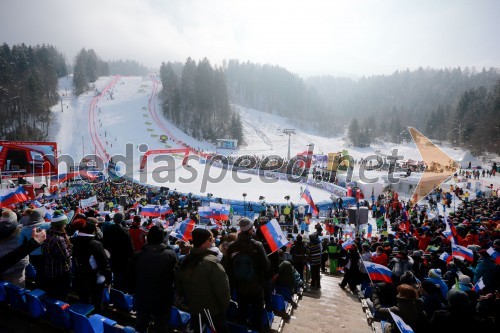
[458,151,482,169]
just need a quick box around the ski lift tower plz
[282,129,296,160]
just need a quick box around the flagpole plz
[361,259,375,285]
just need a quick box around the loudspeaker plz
[119,195,127,207]
[348,207,358,224]
[358,206,369,225]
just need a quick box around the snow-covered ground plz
[48,75,500,205]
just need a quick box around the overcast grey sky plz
[1,0,499,78]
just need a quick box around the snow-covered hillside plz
[48,75,498,204]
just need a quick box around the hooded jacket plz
[175,248,230,316]
[0,219,28,286]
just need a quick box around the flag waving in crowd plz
[452,244,474,262]
[363,261,393,283]
[171,218,196,242]
[0,186,29,207]
[260,219,290,253]
[301,187,318,215]
[198,202,230,220]
[389,310,415,333]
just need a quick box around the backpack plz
[231,242,258,283]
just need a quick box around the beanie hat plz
[72,218,87,232]
[51,210,68,226]
[428,268,442,278]
[1,209,17,223]
[147,225,164,245]
[133,215,142,225]
[192,228,213,248]
[29,209,45,225]
[238,218,254,232]
[113,212,124,224]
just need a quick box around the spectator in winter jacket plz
[389,251,414,284]
[41,211,72,301]
[425,268,448,300]
[71,218,112,312]
[0,209,28,287]
[129,226,177,333]
[339,245,362,293]
[373,283,428,333]
[18,208,51,288]
[129,215,148,252]
[290,235,307,281]
[470,249,496,291]
[0,228,46,274]
[102,212,134,291]
[372,246,389,267]
[430,289,489,332]
[175,228,230,333]
[306,233,322,289]
[224,218,270,332]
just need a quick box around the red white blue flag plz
[487,247,500,265]
[363,261,393,283]
[260,219,290,253]
[0,186,29,207]
[171,219,196,242]
[140,204,172,217]
[198,202,230,220]
[342,238,355,250]
[389,310,415,333]
[473,277,485,293]
[452,244,474,262]
[301,188,318,215]
[439,252,452,263]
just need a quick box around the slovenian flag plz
[301,188,318,215]
[442,229,453,242]
[342,238,355,250]
[170,219,196,242]
[473,277,485,293]
[0,186,29,207]
[32,200,43,208]
[198,202,230,220]
[140,204,172,217]
[260,219,290,253]
[486,247,500,265]
[389,310,415,333]
[452,244,474,262]
[363,261,393,283]
[439,252,452,263]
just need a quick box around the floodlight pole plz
[283,129,296,160]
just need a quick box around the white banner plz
[80,196,98,209]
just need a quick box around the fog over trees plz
[1,42,499,154]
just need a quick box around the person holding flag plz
[372,284,428,333]
[469,249,496,292]
[301,187,318,216]
[338,244,361,292]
